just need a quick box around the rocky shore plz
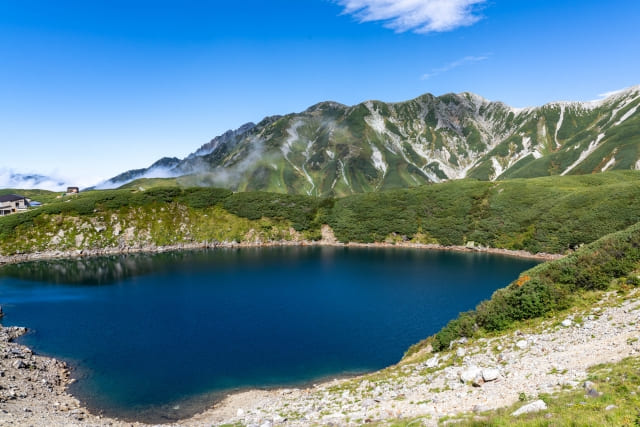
[1,288,639,426]
[0,326,106,426]
[0,225,562,267]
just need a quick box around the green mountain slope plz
[99,86,640,196]
[2,171,639,257]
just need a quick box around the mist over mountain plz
[99,86,640,196]
[0,169,68,192]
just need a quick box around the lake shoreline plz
[0,229,563,268]
[3,288,640,426]
[0,229,564,426]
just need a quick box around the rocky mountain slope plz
[101,86,640,196]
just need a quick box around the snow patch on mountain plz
[281,121,316,195]
[602,156,616,172]
[364,102,386,134]
[615,105,638,126]
[491,157,504,180]
[370,144,387,175]
[555,105,565,147]
[561,133,606,176]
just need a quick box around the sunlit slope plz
[100,87,640,196]
[2,171,639,256]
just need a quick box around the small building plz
[0,194,30,216]
[66,187,80,194]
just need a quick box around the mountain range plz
[98,86,640,196]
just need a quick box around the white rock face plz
[511,399,547,416]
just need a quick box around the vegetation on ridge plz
[1,171,639,256]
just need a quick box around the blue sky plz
[1,0,639,187]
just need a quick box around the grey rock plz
[10,348,25,357]
[516,340,528,349]
[456,347,466,357]
[511,400,547,416]
[587,388,602,398]
[473,404,490,413]
[561,319,572,327]
[12,360,27,369]
[605,404,618,411]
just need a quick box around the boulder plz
[12,360,27,369]
[482,368,500,382]
[425,356,439,368]
[460,366,482,383]
[587,388,602,398]
[516,340,528,349]
[561,319,572,327]
[511,400,547,416]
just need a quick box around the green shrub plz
[432,311,477,351]
[433,221,640,348]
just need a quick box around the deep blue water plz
[0,247,538,422]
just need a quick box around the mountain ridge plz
[98,86,640,195]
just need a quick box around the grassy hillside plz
[419,219,640,353]
[0,187,322,255]
[326,171,640,254]
[1,171,639,257]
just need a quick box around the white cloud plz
[421,55,488,80]
[597,85,640,99]
[336,0,486,33]
[0,168,103,192]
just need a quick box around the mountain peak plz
[101,86,640,195]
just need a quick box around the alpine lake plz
[0,246,539,422]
